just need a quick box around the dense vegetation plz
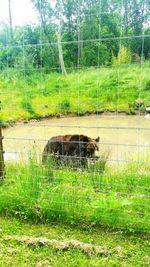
[0,0,149,72]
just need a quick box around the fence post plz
[0,126,5,180]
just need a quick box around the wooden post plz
[0,126,5,180]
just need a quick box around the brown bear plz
[42,134,100,167]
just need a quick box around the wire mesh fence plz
[0,0,150,232]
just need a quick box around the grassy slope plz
[0,217,149,267]
[1,63,150,126]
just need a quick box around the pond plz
[3,114,150,164]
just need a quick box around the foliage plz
[0,1,149,71]
[112,46,131,65]
[145,80,150,91]
[21,97,35,115]
[59,99,71,112]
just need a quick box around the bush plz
[59,100,71,112]
[112,46,131,65]
[145,80,150,91]
[21,97,35,115]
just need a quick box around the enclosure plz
[0,0,150,233]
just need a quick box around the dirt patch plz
[2,235,122,257]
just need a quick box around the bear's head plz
[86,137,100,158]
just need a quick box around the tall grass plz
[0,151,149,232]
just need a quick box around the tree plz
[0,0,149,71]
[32,0,67,75]
[121,0,149,55]
[55,0,67,75]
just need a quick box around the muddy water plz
[3,114,150,164]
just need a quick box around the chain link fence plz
[0,0,150,232]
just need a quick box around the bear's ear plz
[95,137,100,142]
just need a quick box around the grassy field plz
[1,63,150,127]
[0,217,149,267]
[0,150,149,233]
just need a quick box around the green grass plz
[0,217,149,266]
[0,150,149,233]
[1,63,150,126]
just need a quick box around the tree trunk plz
[0,127,5,180]
[57,23,67,76]
[8,0,14,42]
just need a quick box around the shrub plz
[145,80,150,91]
[112,46,131,65]
[59,100,71,112]
[21,97,35,115]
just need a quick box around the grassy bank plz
[0,150,149,233]
[0,217,149,266]
[1,63,150,127]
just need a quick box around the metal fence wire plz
[0,0,150,232]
